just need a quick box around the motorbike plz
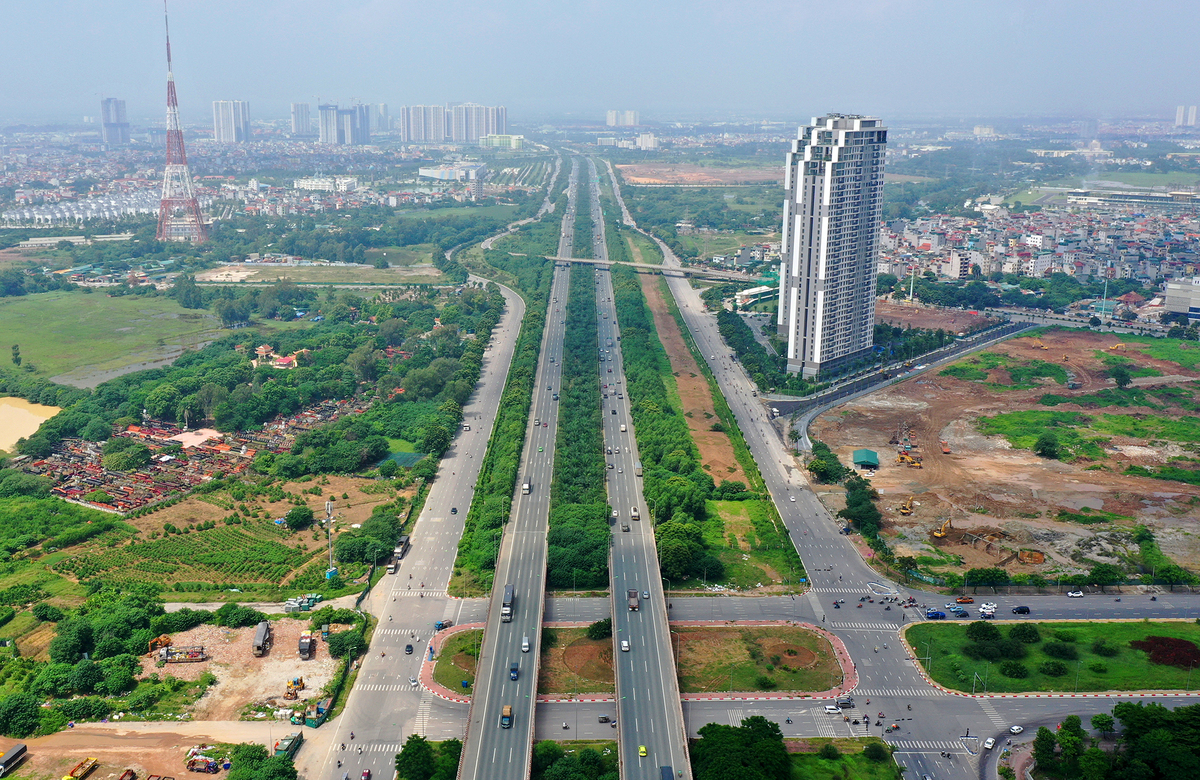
[834,603,841,609]
[1152,596,1158,601]
[885,606,891,611]
[856,603,863,609]
[562,722,568,730]
[907,704,911,711]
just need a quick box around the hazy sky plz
[5,0,1199,126]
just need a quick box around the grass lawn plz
[0,290,232,380]
[673,625,841,693]
[361,243,439,266]
[790,738,902,780]
[402,204,519,219]
[679,231,780,260]
[433,629,482,693]
[203,264,444,286]
[1048,172,1200,189]
[538,627,614,695]
[699,500,804,591]
[907,620,1200,693]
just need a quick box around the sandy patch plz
[616,163,782,186]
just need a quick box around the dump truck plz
[627,589,640,611]
[940,440,951,454]
[298,633,315,660]
[273,732,303,759]
[116,770,135,780]
[158,646,207,663]
[252,621,273,657]
[304,697,332,728]
[63,758,98,780]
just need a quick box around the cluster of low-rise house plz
[20,398,371,514]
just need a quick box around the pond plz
[0,396,59,452]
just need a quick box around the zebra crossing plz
[850,688,951,698]
[812,714,840,738]
[414,694,433,735]
[351,743,403,754]
[979,698,1008,730]
[356,682,420,692]
[890,740,963,752]
[395,589,448,598]
[376,628,433,637]
[810,586,872,594]
[829,622,900,631]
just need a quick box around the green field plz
[908,620,1200,693]
[680,230,781,260]
[433,629,482,692]
[203,263,445,286]
[790,739,902,780]
[361,243,439,266]
[1049,171,1200,189]
[702,500,804,591]
[939,350,1068,388]
[0,290,235,381]
[402,204,519,219]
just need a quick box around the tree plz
[965,567,1010,591]
[819,742,840,760]
[1088,562,1124,592]
[1089,316,1102,327]
[379,459,398,478]
[1032,726,1058,770]
[1079,747,1110,780]
[586,618,612,641]
[531,741,565,777]
[1091,713,1115,738]
[1109,364,1133,389]
[395,734,437,780]
[327,631,366,658]
[1034,431,1060,459]
[897,556,918,582]
[1156,563,1192,591]
[32,603,65,622]
[966,621,1002,643]
[285,505,315,532]
[174,275,205,309]
[0,692,41,737]
[862,742,889,762]
[1009,623,1041,644]
[10,344,19,367]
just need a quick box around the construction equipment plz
[932,518,953,539]
[284,677,305,699]
[1032,339,1048,350]
[117,770,136,780]
[897,452,923,469]
[158,646,207,663]
[1063,354,1070,362]
[63,759,98,780]
[898,497,915,516]
[1109,343,1126,351]
[298,633,315,660]
[148,634,172,653]
[940,440,951,454]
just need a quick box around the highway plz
[589,154,691,778]
[458,159,580,780]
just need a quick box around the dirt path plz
[640,275,746,484]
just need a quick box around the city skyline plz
[5,0,1200,124]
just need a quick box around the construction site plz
[810,328,1200,580]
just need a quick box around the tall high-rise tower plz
[776,114,887,378]
[100,98,130,145]
[212,100,251,142]
[156,1,206,243]
[291,103,310,134]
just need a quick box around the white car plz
[620,640,630,652]
[1009,725,1024,735]
[981,602,998,611]
[824,705,841,714]
[789,495,796,502]
[984,737,996,750]
[1067,591,1084,598]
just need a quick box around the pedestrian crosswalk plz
[415,694,433,735]
[850,688,951,698]
[829,622,900,631]
[358,743,403,754]
[890,740,962,751]
[812,714,840,738]
[979,699,1008,730]
[377,628,432,637]
[356,682,420,692]
[395,589,448,598]
[726,708,745,726]
[810,586,872,594]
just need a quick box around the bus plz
[501,584,515,622]
[0,744,27,778]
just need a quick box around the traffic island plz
[423,622,485,703]
[668,620,856,700]
[537,627,615,699]
[902,618,1200,696]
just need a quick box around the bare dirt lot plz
[140,619,339,721]
[538,628,614,695]
[616,164,783,186]
[875,300,1000,334]
[642,276,746,484]
[811,330,1200,578]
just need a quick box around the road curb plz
[420,621,485,704]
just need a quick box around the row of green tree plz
[609,265,723,582]
[546,265,609,589]
[807,442,892,563]
[716,309,821,396]
[0,268,76,299]
[1030,702,1200,780]
[452,251,554,588]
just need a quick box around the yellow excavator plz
[932,518,952,538]
[899,496,914,516]
[1032,339,1048,350]
[1109,343,1126,351]
[897,452,923,468]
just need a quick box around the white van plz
[521,636,531,653]
[620,424,626,433]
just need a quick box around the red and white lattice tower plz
[156,0,206,243]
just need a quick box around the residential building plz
[100,98,130,145]
[1191,106,1198,127]
[291,103,310,135]
[1177,105,1187,127]
[293,176,358,192]
[776,114,887,378]
[1165,277,1200,321]
[606,110,639,127]
[373,103,389,132]
[449,103,506,143]
[636,133,658,150]
[212,100,251,143]
[318,104,340,144]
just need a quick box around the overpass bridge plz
[547,255,764,282]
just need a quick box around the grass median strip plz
[537,627,615,695]
[673,625,842,693]
[433,629,483,692]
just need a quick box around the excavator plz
[932,518,952,538]
[148,634,172,653]
[1032,339,1048,350]
[897,452,923,469]
[1109,343,1126,351]
[898,496,915,516]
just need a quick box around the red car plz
[362,772,371,780]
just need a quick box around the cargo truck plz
[500,705,513,728]
[252,621,272,657]
[501,584,514,622]
[63,759,98,780]
[158,646,207,663]
[394,535,411,559]
[634,462,642,477]
[273,732,303,759]
[298,633,315,660]
[521,477,531,495]
[627,589,640,611]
